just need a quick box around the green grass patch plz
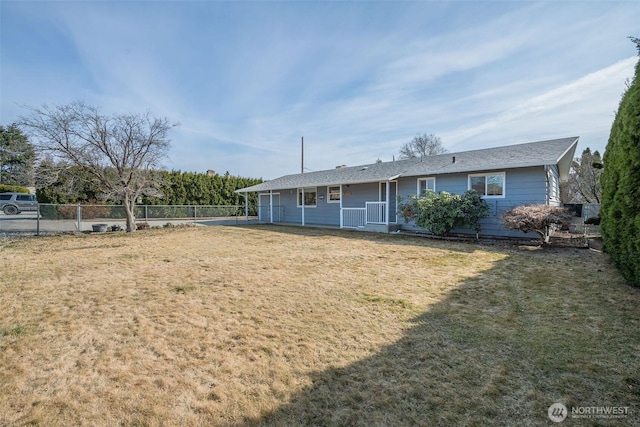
[359,293,414,310]
[1,324,27,337]
[173,285,195,294]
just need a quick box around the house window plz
[417,177,436,196]
[469,172,505,197]
[297,187,317,207]
[327,186,341,203]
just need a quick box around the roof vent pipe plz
[452,156,456,164]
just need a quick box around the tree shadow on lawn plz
[239,249,640,426]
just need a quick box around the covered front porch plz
[254,185,400,233]
[256,201,401,233]
[237,176,403,234]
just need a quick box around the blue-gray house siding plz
[396,166,550,237]
[278,186,342,226]
[239,137,578,238]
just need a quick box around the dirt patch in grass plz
[0,225,638,426]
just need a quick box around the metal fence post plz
[77,204,82,232]
[194,205,197,225]
[36,204,40,236]
[145,205,148,222]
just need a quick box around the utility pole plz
[301,136,305,226]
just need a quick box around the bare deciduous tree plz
[399,133,447,159]
[21,102,177,231]
[562,148,603,203]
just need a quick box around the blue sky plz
[1,1,638,179]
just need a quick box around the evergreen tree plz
[601,37,640,286]
[0,123,35,187]
[35,161,102,203]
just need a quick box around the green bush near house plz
[398,190,490,237]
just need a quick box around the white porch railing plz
[366,201,386,224]
[341,208,366,228]
[341,202,389,228]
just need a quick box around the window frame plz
[327,185,341,203]
[297,187,317,207]
[417,177,436,196]
[468,172,506,198]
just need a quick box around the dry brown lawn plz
[1,225,638,426]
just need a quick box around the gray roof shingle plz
[237,136,578,193]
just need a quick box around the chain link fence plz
[0,204,258,236]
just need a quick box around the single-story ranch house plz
[236,137,578,237]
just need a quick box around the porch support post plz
[301,187,305,226]
[269,190,273,224]
[385,181,390,226]
[244,193,248,222]
[339,185,343,228]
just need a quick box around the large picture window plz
[417,177,436,196]
[469,172,505,198]
[297,187,317,207]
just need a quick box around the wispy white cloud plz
[444,57,636,150]
[1,1,638,178]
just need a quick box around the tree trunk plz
[123,196,137,232]
[534,230,548,244]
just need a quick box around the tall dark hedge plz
[601,40,640,286]
[37,167,262,209]
[143,170,262,208]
